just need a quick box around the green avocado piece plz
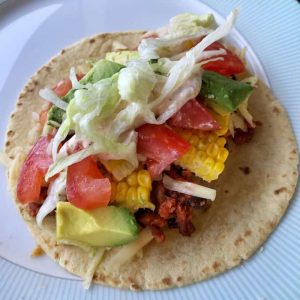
[47,59,124,127]
[56,202,138,247]
[200,71,254,113]
[105,51,139,66]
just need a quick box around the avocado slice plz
[105,50,139,66]
[47,59,124,127]
[200,71,254,113]
[56,202,138,247]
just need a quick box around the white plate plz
[0,0,299,299]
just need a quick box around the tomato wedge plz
[17,136,53,204]
[137,124,191,179]
[202,41,245,76]
[53,73,85,97]
[168,99,220,130]
[66,157,111,209]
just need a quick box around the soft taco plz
[3,10,298,290]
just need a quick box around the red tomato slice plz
[137,124,191,179]
[53,74,85,97]
[168,99,220,131]
[17,136,53,204]
[202,41,245,75]
[66,157,111,210]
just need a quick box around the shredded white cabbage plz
[36,171,66,226]
[163,175,216,200]
[70,67,85,90]
[156,73,202,123]
[83,248,106,289]
[39,88,68,110]
[150,9,238,112]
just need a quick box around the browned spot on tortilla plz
[293,171,297,175]
[128,277,140,290]
[94,273,106,282]
[268,221,275,229]
[11,113,15,118]
[61,49,66,54]
[45,66,51,72]
[254,120,262,126]
[244,229,252,237]
[291,149,297,154]
[131,283,140,290]
[272,106,280,115]
[9,155,15,160]
[224,189,229,194]
[5,141,10,147]
[33,80,39,86]
[239,166,250,175]
[162,277,172,286]
[90,38,95,43]
[7,130,15,137]
[177,276,183,282]
[64,260,69,266]
[266,173,270,178]
[112,278,121,285]
[213,261,221,270]
[282,174,287,178]
[202,267,209,275]
[234,236,244,246]
[17,102,23,106]
[54,252,59,260]
[274,187,287,195]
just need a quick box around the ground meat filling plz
[232,127,254,144]
[136,167,212,240]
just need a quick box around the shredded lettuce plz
[118,60,157,103]
[39,88,67,110]
[169,13,215,37]
[36,171,66,226]
[163,175,216,200]
[46,137,137,180]
[150,8,238,112]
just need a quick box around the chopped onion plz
[39,88,68,110]
[163,175,216,200]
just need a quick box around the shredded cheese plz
[103,228,153,272]
[83,248,105,289]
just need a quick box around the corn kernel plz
[206,143,219,157]
[116,182,128,202]
[217,137,227,148]
[137,186,150,203]
[126,172,137,187]
[218,148,229,162]
[137,170,152,189]
[127,187,137,202]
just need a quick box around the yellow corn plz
[101,159,135,181]
[113,169,154,211]
[209,110,230,136]
[175,129,229,182]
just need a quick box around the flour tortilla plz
[4,31,299,290]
